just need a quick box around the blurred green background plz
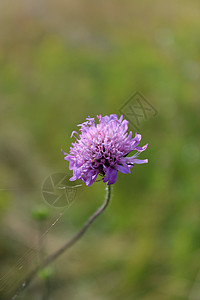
[0,0,200,299]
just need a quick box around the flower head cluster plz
[62,114,148,186]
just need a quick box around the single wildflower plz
[62,114,148,186]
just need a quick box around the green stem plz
[11,185,112,299]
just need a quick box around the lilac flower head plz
[62,114,148,186]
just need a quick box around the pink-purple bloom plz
[62,114,148,186]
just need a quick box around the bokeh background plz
[0,0,200,299]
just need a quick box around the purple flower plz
[62,114,148,186]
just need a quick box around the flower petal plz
[103,167,112,183]
[86,172,99,186]
[70,131,79,138]
[116,164,130,174]
[61,149,68,155]
[103,167,118,185]
[135,144,148,152]
[107,168,118,185]
[126,157,148,165]
[130,133,142,149]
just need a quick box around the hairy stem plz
[11,185,112,299]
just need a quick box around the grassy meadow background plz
[0,0,200,299]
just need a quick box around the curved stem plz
[11,185,112,299]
